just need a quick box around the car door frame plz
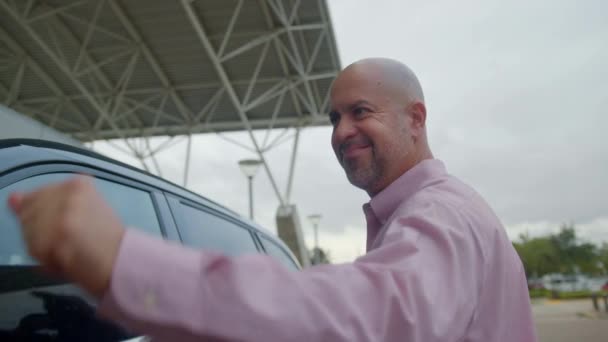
[0,161,175,240]
[255,232,302,270]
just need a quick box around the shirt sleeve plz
[97,203,485,342]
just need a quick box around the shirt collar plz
[366,159,447,225]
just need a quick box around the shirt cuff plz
[96,228,204,335]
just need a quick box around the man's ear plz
[409,102,427,135]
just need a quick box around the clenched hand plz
[8,175,125,298]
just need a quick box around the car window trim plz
[0,163,169,238]
[257,232,301,269]
[151,192,181,242]
[166,194,262,252]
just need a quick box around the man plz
[8,58,537,341]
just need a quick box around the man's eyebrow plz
[347,100,374,110]
[329,100,373,115]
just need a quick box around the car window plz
[177,203,259,257]
[259,235,299,271]
[0,172,162,266]
[0,172,152,340]
[93,177,162,238]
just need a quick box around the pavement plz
[533,298,608,342]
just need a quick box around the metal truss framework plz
[0,0,340,207]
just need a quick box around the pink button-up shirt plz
[99,159,536,341]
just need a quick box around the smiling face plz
[329,59,428,196]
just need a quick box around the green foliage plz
[513,236,559,277]
[529,288,549,298]
[555,290,594,299]
[598,242,608,273]
[513,223,606,278]
[528,289,605,299]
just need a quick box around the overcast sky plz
[95,0,608,263]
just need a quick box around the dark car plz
[0,139,300,341]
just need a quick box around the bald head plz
[329,58,433,195]
[334,58,425,105]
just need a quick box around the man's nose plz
[332,116,357,143]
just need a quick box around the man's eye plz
[329,112,340,125]
[353,107,368,116]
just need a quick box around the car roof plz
[0,139,282,243]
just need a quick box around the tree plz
[598,242,608,275]
[572,242,599,274]
[550,224,600,274]
[513,236,559,278]
[550,224,578,273]
[513,223,605,278]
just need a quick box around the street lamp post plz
[238,159,262,220]
[307,214,322,264]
